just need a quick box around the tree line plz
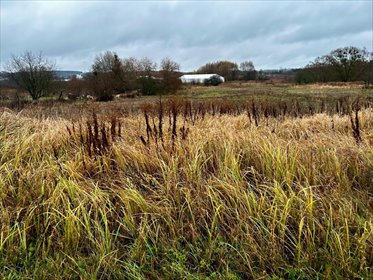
[4,51,183,101]
[3,50,258,101]
[197,60,257,81]
[2,46,372,101]
[87,51,182,101]
[295,46,373,85]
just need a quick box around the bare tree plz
[90,51,124,101]
[198,60,239,81]
[327,46,370,82]
[362,53,373,86]
[139,57,157,78]
[307,56,334,82]
[239,61,255,72]
[160,57,181,93]
[298,46,372,83]
[7,51,56,100]
[239,60,256,80]
[137,57,159,95]
[122,57,141,90]
[92,51,119,73]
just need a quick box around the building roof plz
[180,74,221,79]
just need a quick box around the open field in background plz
[1,82,373,119]
[181,82,373,99]
[1,82,373,279]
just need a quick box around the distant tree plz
[137,57,159,95]
[198,60,239,81]
[257,70,269,81]
[239,61,255,72]
[122,57,141,91]
[326,46,370,82]
[306,56,335,82]
[362,54,373,86]
[296,46,372,84]
[139,57,157,77]
[92,51,118,73]
[218,61,239,81]
[90,51,124,101]
[198,62,215,74]
[6,51,56,100]
[160,57,181,93]
[295,68,314,84]
[239,60,256,80]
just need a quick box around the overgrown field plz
[2,82,373,119]
[1,84,373,279]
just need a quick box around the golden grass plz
[0,108,372,279]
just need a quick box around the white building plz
[180,74,225,84]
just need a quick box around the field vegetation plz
[0,82,373,279]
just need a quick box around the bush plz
[7,51,56,100]
[137,77,160,95]
[204,75,223,86]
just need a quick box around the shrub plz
[204,75,223,86]
[137,77,160,95]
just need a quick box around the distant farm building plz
[180,74,225,84]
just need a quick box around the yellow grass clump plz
[0,108,372,279]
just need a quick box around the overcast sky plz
[1,0,372,72]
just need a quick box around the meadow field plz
[1,82,373,279]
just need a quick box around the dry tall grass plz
[0,106,372,279]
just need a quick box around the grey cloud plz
[278,2,372,44]
[1,1,372,71]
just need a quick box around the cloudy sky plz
[1,1,372,72]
